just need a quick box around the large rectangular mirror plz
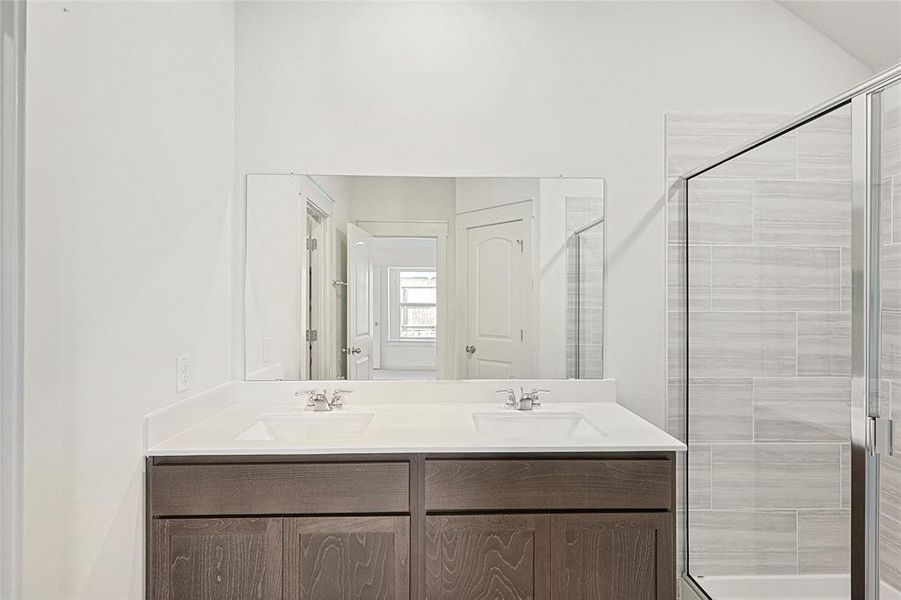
[244,175,604,381]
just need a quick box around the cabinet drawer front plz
[425,459,672,512]
[151,462,409,516]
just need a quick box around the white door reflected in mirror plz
[346,223,374,381]
[459,203,531,379]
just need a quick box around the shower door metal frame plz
[678,62,901,600]
[850,87,879,600]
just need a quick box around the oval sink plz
[234,412,375,442]
[471,411,605,440]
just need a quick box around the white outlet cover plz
[176,354,192,393]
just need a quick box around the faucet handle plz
[497,388,517,407]
[295,389,319,406]
[331,389,352,407]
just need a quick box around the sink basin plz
[471,411,605,440]
[234,412,375,442]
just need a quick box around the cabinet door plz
[425,514,550,600]
[151,517,282,600]
[549,513,674,600]
[284,516,409,600]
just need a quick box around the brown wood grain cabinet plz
[151,517,283,600]
[549,514,673,600]
[147,453,675,600]
[425,514,550,600]
[285,516,410,600]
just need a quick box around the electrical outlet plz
[263,336,273,363]
[176,354,192,393]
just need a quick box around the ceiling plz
[776,0,901,72]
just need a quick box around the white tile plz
[754,377,850,442]
[668,310,685,378]
[883,242,901,312]
[686,179,754,244]
[797,312,851,376]
[689,444,712,509]
[668,245,711,311]
[797,105,852,182]
[711,443,842,509]
[687,378,753,443]
[842,443,851,509]
[797,509,850,574]
[667,178,686,244]
[882,514,901,593]
[881,310,901,381]
[711,246,841,311]
[754,180,851,246]
[667,377,685,442]
[883,88,901,178]
[688,312,796,377]
[884,176,894,244]
[841,247,851,311]
[689,510,797,576]
[666,113,793,178]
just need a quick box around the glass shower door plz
[684,104,855,599]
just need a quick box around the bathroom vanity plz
[144,381,683,599]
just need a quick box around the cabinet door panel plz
[151,518,282,600]
[550,513,674,600]
[284,516,409,600]
[425,514,550,600]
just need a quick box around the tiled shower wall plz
[566,194,605,379]
[880,83,901,592]
[666,110,854,578]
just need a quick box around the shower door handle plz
[874,417,895,456]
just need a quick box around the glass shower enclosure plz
[674,64,901,600]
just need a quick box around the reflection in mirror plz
[244,175,604,381]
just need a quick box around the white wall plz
[235,0,872,425]
[455,178,539,214]
[346,176,456,224]
[24,2,235,598]
[245,174,304,380]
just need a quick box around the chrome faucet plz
[497,387,549,411]
[298,389,352,412]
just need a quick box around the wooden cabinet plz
[285,516,410,600]
[425,514,550,600]
[549,514,673,600]
[147,454,676,600]
[422,513,673,600]
[151,517,409,600]
[150,518,282,600]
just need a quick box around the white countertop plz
[146,387,685,455]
